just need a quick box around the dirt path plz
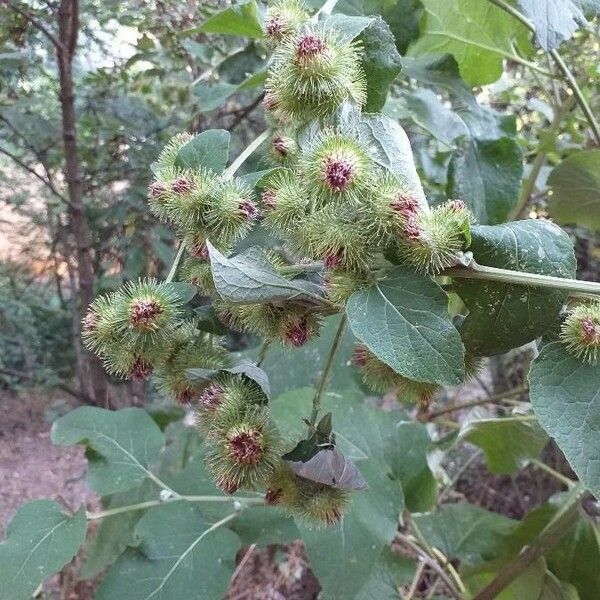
[0,390,98,531]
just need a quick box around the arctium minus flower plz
[205,178,259,245]
[269,132,299,164]
[264,0,310,47]
[266,25,366,121]
[299,130,373,203]
[154,132,194,177]
[206,406,282,493]
[561,302,600,364]
[261,170,308,234]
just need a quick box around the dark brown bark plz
[56,0,107,405]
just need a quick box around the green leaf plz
[271,388,416,598]
[207,242,323,304]
[51,407,165,495]
[346,268,465,386]
[194,70,266,113]
[186,0,263,39]
[96,504,240,600]
[174,129,230,172]
[538,572,581,600]
[447,137,523,225]
[464,558,547,600]
[459,410,548,474]
[358,18,403,113]
[230,507,299,546]
[356,548,416,600]
[356,113,428,209]
[168,281,197,304]
[518,0,593,50]
[384,89,468,148]
[529,342,600,499]
[414,503,518,565]
[401,54,516,141]
[0,501,87,600]
[408,0,532,86]
[323,14,374,40]
[548,150,600,231]
[455,220,576,356]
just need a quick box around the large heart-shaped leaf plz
[548,149,600,231]
[447,137,523,225]
[184,0,263,39]
[0,501,87,600]
[455,220,576,356]
[346,268,465,386]
[408,0,532,86]
[174,129,230,172]
[459,410,548,474]
[529,341,600,498]
[518,0,594,50]
[207,242,324,304]
[96,503,240,600]
[51,407,165,495]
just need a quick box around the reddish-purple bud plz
[239,199,260,221]
[261,189,278,210]
[190,239,209,261]
[272,136,293,158]
[148,181,168,200]
[580,318,599,344]
[296,33,326,59]
[82,311,98,333]
[351,345,368,367]
[175,386,196,405]
[403,218,421,242]
[265,487,283,505]
[323,251,343,270]
[130,357,153,380]
[199,383,224,410]
[171,177,194,195]
[447,199,466,212]
[263,91,280,112]
[390,192,419,219]
[227,429,263,466]
[323,157,355,192]
[284,316,309,347]
[265,16,284,40]
[129,298,163,329]
[216,477,240,495]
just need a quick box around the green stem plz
[473,485,584,600]
[529,458,575,489]
[445,262,600,298]
[315,0,340,18]
[166,242,186,283]
[488,0,600,145]
[222,129,270,181]
[308,315,347,427]
[257,339,271,367]
[86,495,264,520]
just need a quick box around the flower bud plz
[325,268,370,307]
[155,132,194,176]
[266,25,366,121]
[264,0,310,47]
[269,133,299,164]
[205,178,258,245]
[129,356,153,380]
[352,344,439,405]
[561,302,600,364]
[206,406,282,490]
[397,200,474,274]
[180,256,215,294]
[300,130,373,203]
[261,171,308,235]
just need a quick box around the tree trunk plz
[57,0,108,405]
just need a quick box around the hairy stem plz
[309,315,347,427]
[445,262,600,298]
[166,241,186,283]
[529,458,576,489]
[488,0,600,145]
[222,129,271,180]
[473,485,584,600]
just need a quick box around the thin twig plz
[229,543,257,584]
[5,1,61,48]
